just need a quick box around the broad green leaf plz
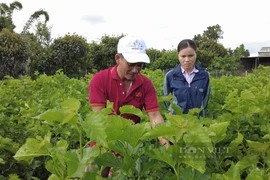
[60,98,80,112]
[82,112,108,148]
[33,109,64,125]
[14,136,51,162]
[209,122,230,144]
[240,90,255,100]
[105,115,133,141]
[66,147,100,177]
[140,123,175,141]
[0,135,20,153]
[121,154,136,172]
[246,140,270,153]
[47,174,61,180]
[262,134,270,140]
[45,157,66,180]
[165,115,189,142]
[8,174,20,180]
[229,133,244,156]
[245,168,264,180]
[60,98,80,124]
[188,107,203,116]
[171,103,183,115]
[94,152,123,168]
[120,123,148,147]
[119,105,144,118]
[49,139,69,156]
[0,158,4,164]
[45,140,68,179]
[147,147,176,168]
[223,156,258,180]
[181,156,206,173]
[178,166,211,180]
[183,124,213,157]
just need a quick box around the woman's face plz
[178,46,196,72]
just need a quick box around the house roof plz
[259,47,270,53]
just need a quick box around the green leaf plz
[82,112,108,148]
[60,98,80,125]
[171,103,183,115]
[223,156,259,180]
[46,158,66,180]
[246,140,270,153]
[105,115,133,141]
[178,166,211,180]
[262,134,270,140]
[0,158,4,164]
[33,109,64,125]
[228,133,244,156]
[245,168,264,180]
[94,152,123,168]
[181,157,206,174]
[66,147,100,177]
[209,122,230,144]
[14,135,51,162]
[60,98,80,112]
[119,105,144,118]
[49,139,69,156]
[147,147,176,168]
[183,124,213,157]
[165,115,189,142]
[120,123,148,147]
[47,174,62,180]
[141,123,175,140]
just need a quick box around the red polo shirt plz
[89,65,160,124]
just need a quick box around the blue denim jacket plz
[163,64,210,117]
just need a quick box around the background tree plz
[0,28,29,79]
[233,44,250,58]
[193,25,250,76]
[146,48,165,69]
[202,24,223,42]
[0,1,22,32]
[193,34,204,47]
[196,39,228,67]
[21,9,49,35]
[88,34,124,72]
[150,50,178,72]
[26,22,53,76]
[41,33,89,77]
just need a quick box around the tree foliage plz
[202,24,223,42]
[150,50,178,72]
[88,34,124,71]
[0,1,22,32]
[40,34,89,77]
[0,28,29,79]
[193,24,250,75]
[21,9,49,35]
[25,22,53,76]
[197,39,228,67]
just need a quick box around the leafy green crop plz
[1,66,270,179]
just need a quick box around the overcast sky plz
[2,0,270,54]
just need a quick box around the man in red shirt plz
[87,35,169,177]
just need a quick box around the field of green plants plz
[1,66,270,180]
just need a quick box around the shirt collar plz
[181,66,199,74]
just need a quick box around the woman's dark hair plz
[177,39,197,53]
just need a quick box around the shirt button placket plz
[120,83,125,95]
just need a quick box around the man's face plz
[116,54,144,81]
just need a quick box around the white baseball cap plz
[117,35,150,63]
